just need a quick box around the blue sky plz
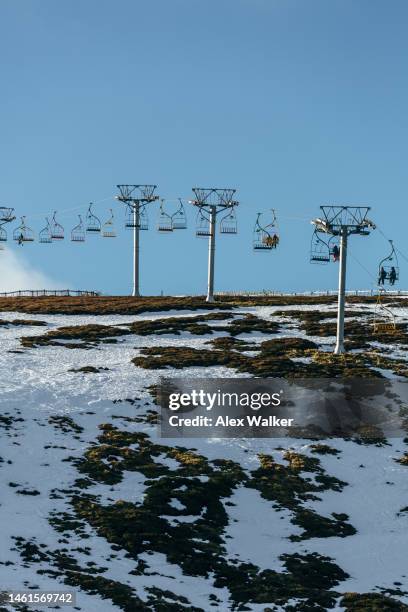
[0,0,407,295]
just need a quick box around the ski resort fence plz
[215,290,408,297]
[0,289,100,297]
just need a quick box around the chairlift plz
[39,218,52,244]
[102,209,116,238]
[139,206,149,230]
[358,218,376,236]
[0,224,7,242]
[0,207,15,223]
[125,204,148,230]
[157,200,173,233]
[220,208,237,234]
[86,203,101,233]
[328,235,340,262]
[196,209,211,237]
[50,211,64,240]
[125,205,137,229]
[377,240,399,287]
[71,215,86,242]
[373,289,397,333]
[253,210,279,251]
[13,217,35,244]
[171,199,187,230]
[310,229,330,263]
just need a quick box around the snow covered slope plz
[0,305,407,611]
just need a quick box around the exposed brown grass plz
[19,313,280,349]
[0,296,231,315]
[0,293,405,315]
[132,337,381,378]
[276,309,408,348]
[20,324,129,348]
[340,592,407,611]
[0,318,47,327]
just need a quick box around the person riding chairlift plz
[389,266,397,286]
[263,234,279,248]
[378,266,387,285]
[332,245,340,262]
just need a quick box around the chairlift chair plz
[139,206,149,230]
[310,229,330,264]
[196,209,211,237]
[0,207,15,223]
[13,217,35,244]
[373,320,396,333]
[328,235,340,262]
[377,240,399,287]
[157,200,173,233]
[125,205,148,230]
[71,215,86,242]
[50,211,64,240]
[220,208,237,234]
[253,211,279,251]
[86,203,101,233]
[102,210,116,237]
[125,205,137,229]
[39,218,52,244]
[373,290,396,333]
[0,224,7,242]
[171,199,187,230]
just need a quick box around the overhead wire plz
[375,224,408,265]
[26,196,115,221]
[349,251,378,286]
[3,193,408,274]
[24,195,195,223]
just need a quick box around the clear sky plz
[0,0,407,295]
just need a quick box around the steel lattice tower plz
[311,205,375,354]
[116,185,159,297]
[189,188,239,302]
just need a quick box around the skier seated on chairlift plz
[18,233,24,246]
[262,234,276,249]
[389,266,397,286]
[378,266,387,285]
[262,234,279,248]
[332,245,340,262]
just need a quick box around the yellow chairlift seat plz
[373,321,396,333]
[373,291,397,334]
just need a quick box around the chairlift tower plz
[189,187,239,302]
[311,206,374,355]
[116,185,159,297]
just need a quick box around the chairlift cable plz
[375,224,408,264]
[394,247,408,265]
[20,196,115,221]
[348,252,378,285]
